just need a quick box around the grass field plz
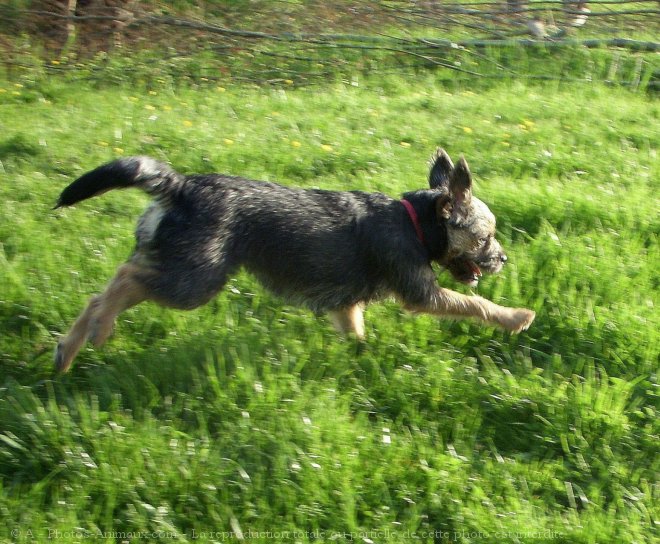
[0,68,658,543]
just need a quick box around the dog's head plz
[429,149,507,287]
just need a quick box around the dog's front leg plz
[328,304,366,339]
[406,288,535,333]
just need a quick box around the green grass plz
[0,71,658,543]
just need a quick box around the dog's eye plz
[478,236,489,246]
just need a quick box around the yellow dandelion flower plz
[148,90,157,96]
[0,89,6,93]
[216,86,226,93]
[182,120,193,127]
[113,147,124,154]
[321,144,333,152]
[144,104,156,111]
[501,141,511,147]
[97,141,109,147]
[14,83,24,88]
[51,59,60,65]
[128,96,138,102]
[399,142,411,148]
[284,79,294,85]
[12,91,21,96]
[163,105,172,111]
[223,138,234,145]
[462,127,473,134]
[291,140,301,148]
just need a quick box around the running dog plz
[54,148,535,372]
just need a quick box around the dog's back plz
[145,174,429,312]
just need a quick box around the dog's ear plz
[448,157,473,226]
[428,148,454,189]
[449,156,472,207]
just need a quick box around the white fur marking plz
[137,202,165,242]
[136,157,163,180]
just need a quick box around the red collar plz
[401,199,425,246]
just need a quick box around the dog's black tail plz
[54,156,184,209]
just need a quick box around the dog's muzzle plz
[446,257,483,286]
[447,253,507,287]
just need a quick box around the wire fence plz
[1,1,658,88]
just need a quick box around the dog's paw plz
[54,340,75,373]
[502,308,536,333]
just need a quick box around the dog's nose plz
[500,254,507,264]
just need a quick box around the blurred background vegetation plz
[1,0,658,88]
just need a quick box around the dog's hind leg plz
[55,263,149,373]
[328,304,366,339]
[86,263,151,347]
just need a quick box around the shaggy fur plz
[54,148,535,372]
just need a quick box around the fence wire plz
[1,1,658,87]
